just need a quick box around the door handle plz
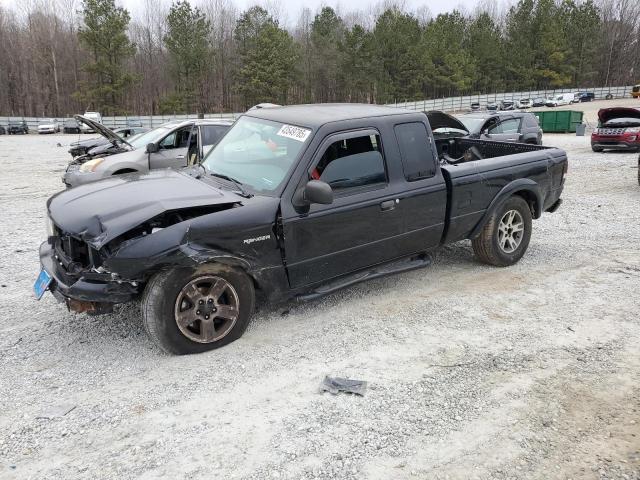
[380,199,397,211]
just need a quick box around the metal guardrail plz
[0,112,241,131]
[386,85,633,112]
[0,85,634,130]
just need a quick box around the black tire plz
[637,157,640,186]
[472,196,533,267]
[592,145,603,152]
[141,263,255,355]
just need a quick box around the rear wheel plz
[142,264,255,355]
[472,196,532,267]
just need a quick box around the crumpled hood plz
[598,107,640,124]
[48,169,240,249]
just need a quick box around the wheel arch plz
[469,179,543,239]
[113,168,138,175]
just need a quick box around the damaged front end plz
[38,168,282,314]
[42,203,245,314]
[39,234,139,314]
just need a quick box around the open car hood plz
[597,107,640,124]
[425,111,469,134]
[47,169,240,249]
[74,115,133,149]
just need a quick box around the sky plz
[122,0,484,24]
[2,0,486,26]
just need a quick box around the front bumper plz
[38,128,56,134]
[39,241,138,305]
[591,134,640,150]
[62,164,102,187]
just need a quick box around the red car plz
[591,107,640,152]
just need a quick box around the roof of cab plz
[244,103,418,129]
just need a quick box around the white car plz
[545,93,574,107]
[79,111,103,133]
[37,119,60,134]
[516,98,532,109]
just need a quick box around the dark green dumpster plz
[533,110,584,133]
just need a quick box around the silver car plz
[63,116,233,187]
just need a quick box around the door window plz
[313,134,386,194]
[201,125,228,146]
[500,118,521,134]
[159,126,192,149]
[487,121,503,134]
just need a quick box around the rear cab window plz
[394,122,436,181]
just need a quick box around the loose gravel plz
[0,131,639,480]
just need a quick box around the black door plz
[282,129,406,288]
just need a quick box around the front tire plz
[472,196,533,267]
[142,264,255,354]
[592,145,603,152]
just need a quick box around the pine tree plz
[310,7,344,102]
[373,8,423,103]
[162,1,212,113]
[234,7,298,108]
[75,0,137,114]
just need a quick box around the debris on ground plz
[320,376,367,396]
[36,404,77,420]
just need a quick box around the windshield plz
[128,126,175,149]
[202,116,311,194]
[458,117,487,132]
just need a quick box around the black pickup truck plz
[36,104,567,354]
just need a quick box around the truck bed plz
[438,138,567,244]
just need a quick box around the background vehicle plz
[63,119,81,134]
[517,98,531,109]
[79,111,102,133]
[498,100,515,111]
[37,119,60,134]
[38,104,567,354]
[575,91,595,102]
[632,85,640,99]
[545,93,574,107]
[0,125,5,135]
[63,116,232,187]
[591,107,640,152]
[532,97,546,107]
[68,126,150,157]
[7,120,28,134]
[457,112,543,144]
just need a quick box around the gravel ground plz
[0,131,639,480]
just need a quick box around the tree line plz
[0,0,637,117]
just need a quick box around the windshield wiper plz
[209,172,253,198]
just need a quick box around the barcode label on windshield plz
[277,124,311,142]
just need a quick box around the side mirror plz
[294,180,333,207]
[146,143,159,154]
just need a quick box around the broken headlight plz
[79,158,104,173]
